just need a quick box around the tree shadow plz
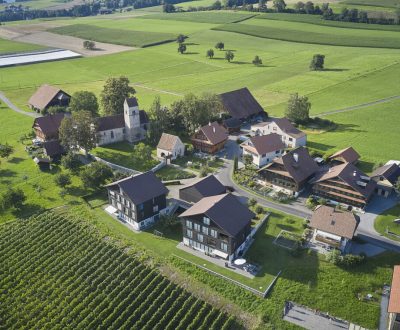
[231,61,249,65]
[12,203,46,218]
[323,68,349,72]
[306,141,335,151]
[8,157,25,164]
[334,123,365,133]
[184,52,200,55]
[66,185,88,197]
[0,169,18,178]
[357,160,375,174]
[184,42,199,46]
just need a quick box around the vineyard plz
[0,212,238,330]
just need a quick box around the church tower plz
[124,97,141,142]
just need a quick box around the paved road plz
[317,95,400,117]
[0,91,40,118]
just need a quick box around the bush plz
[61,153,81,172]
[317,197,327,205]
[80,162,113,189]
[255,205,264,214]
[306,196,317,209]
[248,198,257,207]
[1,188,26,210]
[54,173,72,188]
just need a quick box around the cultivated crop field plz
[0,211,237,330]
[142,11,256,23]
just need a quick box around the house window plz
[275,150,280,154]
[111,131,114,139]
[203,217,210,225]
[186,220,192,229]
[202,226,209,235]
[153,205,159,213]
[221,242,228,252]
[186,229,193,238]
[194,223,200,231]
[210,229,217,238]
[198,234,204,242]
[288,137,293,142]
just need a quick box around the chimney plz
[353,171,357,177]
[213,127,216,133]
[293,153,298,162]
[208,122,211,126]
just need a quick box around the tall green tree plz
[176,34,186,43]
[100,76,135,116]
[69,91,99,116]
[310,54,325,71]
[206,49,214,59]
[80,162,113,189]
[273,0,286,12]
[54,173,72,189]
[252,55,262,66]
[259,0,267,11]
[147,96,173,146]
[1,188,26,210]
[0,143,13,159]
[215,42,224,50]
[178,43,187,54]
[225,50,234,62]
[59,111,98,155]
[285,93,311,124]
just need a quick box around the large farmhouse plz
[312,162,376,209]
[106,172,169,231]
[191,122,228,154]
[29,85,71,112]
[258,147,318,196]
[179,193,255,261]
[251,117,306,148]
[32,113,66,141]
[179,175,227,204]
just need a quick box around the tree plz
[83,40,96,50]
[259,0,267,11]
[1,188,26,210]
[304,1,314,13]
[178,43,186,54]
[61,152,81,171]
[80,162,113,189]
[225,50,234,62]
[147,96,173,146]
[273,0,286,12]
[100,76,135,116]
[46,105,66,115]
[310,54,325,71]
[54,173,72,188]
[252,55,262,66]
[176,34,186,43]
[163,3,175,12]
[215,42,224,50]
[212,0,222,9]
[233,155,238,172]
[59,111,98,154]
[0,143,13,159]
[206,49,214,59]
[243,154,253,167]
[248,198,257,207]
[69,91,99,116]
[285,93,311,124]
[133,142,152,162]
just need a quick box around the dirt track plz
[0,23,135,57]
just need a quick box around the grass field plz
[214,18,400,49]
[0,38,47,55]
[0,211,238,329]
[342,0,400,8]
[143,11,256,24]
[256,13,400,32]
[374,204,400,241]
[50,24,176,47]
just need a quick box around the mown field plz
[142,11,256,23]
[342,0,400,7]
[0,211,237,330]
[0,38,47,55]
[50,24,177,47]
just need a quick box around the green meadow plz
[0,38,47,55]
[142,11,256,23]
[342,0,400,8]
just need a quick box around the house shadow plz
[357,160,375,173]
[306,141,335,152]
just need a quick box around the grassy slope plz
[142,11,256,23]
[374,204,400,241]
[214,18,400,49]
[0,38,47,55]
[256,13,400,32]
[50,24,176,47]
[342,0,400,8]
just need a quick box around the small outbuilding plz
[328,147,360,165]
[28,85,70,112]
[157,133,185,161]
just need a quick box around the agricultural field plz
[0,211,237,330]
[0,38,47,55]
[342,0,400,8]
[50,24,177,47]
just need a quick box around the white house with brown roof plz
[309,205,359,252]
[241,133,285,168]
[251,117,306,148]
[157,133,185,160]
[29,85,71,112]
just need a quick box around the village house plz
[28,85,71,112]
[251,117,306,148]
[309,205,359,252]
[388,265,400,330]
[371,163,400,198]
[179,193,255,262]
[328,147,360,165]
[42,140,66,162]
[32,113,66,142]
[105,172,169,231]
[156,133,185,161]
[191,122,228,154]
[312,162,376,209]
[179,175,227,204]
[219,87,266,121]
[241,133,285,168]
[258,147,319,196]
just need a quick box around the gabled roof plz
[97,114,125,131]
[219,87,264,119]
[372,163,400,185]
[179,175,226,198]
[106,171,168,205]
[125,97,138,108]
[310,205,359,239]
[268,117,305,138]
[29,84,70,110]
[179,193,254,237]
[32,113,65,137]
[313,162,377,199]
[329,147,360,164]
[241,133,285,156]
[197,122,228,145]
[43,140,65,157]
[389,266,400,313]
[157,133,182,151]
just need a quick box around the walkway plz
[0,91,40,118]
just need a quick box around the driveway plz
[0,91,40,118]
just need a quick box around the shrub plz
[317,197,327,205]
[255,205,264,214]
[54,173,72,188]
[248,198,257,207]
[61,153,81,172]
[326,249,341,265]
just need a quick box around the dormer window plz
[203,217,210,225]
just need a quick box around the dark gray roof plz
[223,117,242,128]
[43,140,65,157]
[180,175,226,198]
[97,114,125,131]
[107,171,168,205]
[125,97,138,107]
[32,113,65,136]
[139,110,149,124]
[180,193,254,237]
[219,88,264,119]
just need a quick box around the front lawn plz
[174,155,225,174]
[374,204,400,241]
[155,165,196,181]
